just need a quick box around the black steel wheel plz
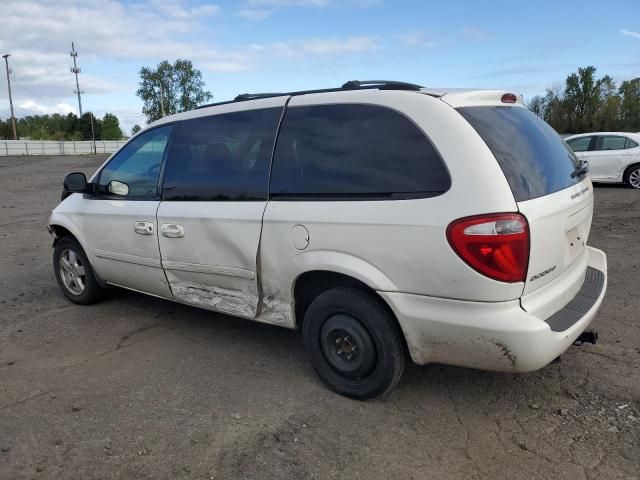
[303,287,405,399]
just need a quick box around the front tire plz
[53,237,104,305]
[302,288,405,399]
[624,164,640,189]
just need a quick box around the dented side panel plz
[157,202,266,319]
[171,281,259,318]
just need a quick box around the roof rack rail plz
[234,93,287,101]
[341,80,423,90]
[196,80,424,109]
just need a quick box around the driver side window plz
[98,125,173,197]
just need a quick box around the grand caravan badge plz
[529,265,556,282]
[571,186,589,200]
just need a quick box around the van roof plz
[195,80,425,110]
[150,80,524,127]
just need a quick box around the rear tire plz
[53,237,104,305]
[624,164,640,189]
[302,287,405,400]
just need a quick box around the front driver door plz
[82,124,174,297]
[156,101,285,318]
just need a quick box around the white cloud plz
[148,0,221,19]
[0,0,382,126]
[202,61,252,73]
[15,100,75,115]
[395,32,435,48]
[236,0,378,21]
[249,36,380,57]
[246,0,331,7]
[621,29,640,40]
[237,8,273,20]
[463,26,493,40]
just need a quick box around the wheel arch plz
[49,219,108,288]
[623,162,640,186]
[291,269,410,355]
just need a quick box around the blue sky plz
[1,0,639,133]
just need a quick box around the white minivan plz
[49,81,607,399]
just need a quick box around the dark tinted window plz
[98,125,172,197]
[458,106,582,201]
[566,136,591,152]
[163,108,283,201]
[270,104,450,199]
[627,138,639,149]
[596,136,627,151]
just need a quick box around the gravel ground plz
[0,155,638,480]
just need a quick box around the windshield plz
[457,106,583,201]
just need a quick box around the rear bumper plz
[380,246,607,372]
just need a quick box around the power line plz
[70,42,83,116]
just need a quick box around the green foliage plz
[136,59,213,123]
[0,112,123,140]
[102,113,123,140]
[131,124,142,136]
[528,66,640,134]
[619,78,640,131]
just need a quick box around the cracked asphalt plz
[0,155,638,480]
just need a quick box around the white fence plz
[0,140,126,156]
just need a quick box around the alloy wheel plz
[59,248,86,295]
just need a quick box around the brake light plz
[501,93,517,104]
[446,213,529,282]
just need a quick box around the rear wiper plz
[571,160,589,178]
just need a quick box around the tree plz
[526,67,640,134]
[77,112,102,141]
[542,84,570,133]
[564,66,600,132]
[527,95,546,118]
[595,76,621,131]
[0,119,13,139]
[102,113,123,140]
[131,124,142,136]
[619,78,640,131]
[1,112,124,140]
[136,59,212,123]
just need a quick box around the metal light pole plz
[2,54,17,140]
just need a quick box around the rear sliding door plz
[157,99,285,318]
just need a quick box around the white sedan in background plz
[565,132,640,189]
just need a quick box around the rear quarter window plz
[270,104,451,199]
[457,106,582,202]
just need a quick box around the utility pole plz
[2,54,17,140]
[89,112,96,154]
[70,42,83,116]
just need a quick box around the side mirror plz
[108,180,130,196]
[63,172,87,192]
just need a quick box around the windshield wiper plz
[571,160,589,178]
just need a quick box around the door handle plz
[134,221,154,235]
[161,224,185,238]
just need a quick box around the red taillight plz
[446,213,529,283]
[501,93,518,104]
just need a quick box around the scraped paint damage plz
[258,294,294,326]
[172,282,259,318]
[409,331,519,370]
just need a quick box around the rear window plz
[458,106,582,201]
[270,104,450,199]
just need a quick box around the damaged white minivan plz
[49,80,607,399]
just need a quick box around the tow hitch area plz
[574,329,598,345]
